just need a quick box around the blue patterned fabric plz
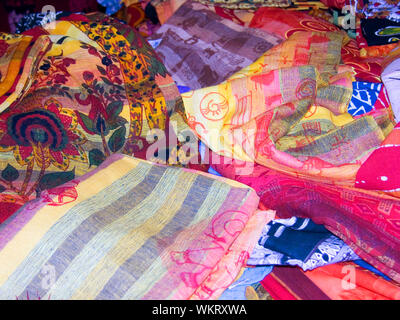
[15,12,69,34]
[97,0,122,15]
[247,217,359,271]
[348,81,382,116]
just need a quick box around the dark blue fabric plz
[262,218,328,261]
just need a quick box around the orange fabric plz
[305,262,400,300]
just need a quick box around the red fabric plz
[0,202,23,223]
[249,7,340,40]
[356,122,400,192]
[249,8,384,83]
[261,272,298,300]
[208,149,400,284]
[261,266,331,300]
[320,0,349,8]
[305,262,400,300]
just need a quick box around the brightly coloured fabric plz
[182,30,393,186]
[305,261,400,300]
[207,148,400,283]
[249,7,384,82]
[359,0,400,22]
[149,0,282,90]
[361,17,400,46]
[0,153,271,300]
[0,13,198,222]
[355,122,400,193]
[247,217,359,271]
[192,0,292,9]
[348,81,383,116]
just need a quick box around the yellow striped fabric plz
[0,154,262,300]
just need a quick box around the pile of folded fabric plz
[1,0,400,300]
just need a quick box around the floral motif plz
[0,98,87,197]
[74,50,127,160]
[33,56,76,90]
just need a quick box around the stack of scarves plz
[0,153,274,299]
[149,2,400,288]
[182,29,393,187]
[247,217,359,271]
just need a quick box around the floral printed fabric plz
[0,12,197,222]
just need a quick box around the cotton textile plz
[192,0,292,9]
[358,0,400,23]
[207,149,400,283]
[0,13,197,222]
[381,48,400,121]
[248,217,359,271]
[182,30,392,186]
[361,18,400,46]
[149,0,282,89]
[348,81,387,116]
[305,261,400,300]
[0,153,271,300]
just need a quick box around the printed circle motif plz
[200,92,229,121]
[296,78,316,100]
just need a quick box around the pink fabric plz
[207,149,400,284]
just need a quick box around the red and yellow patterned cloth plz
[0,12,198,222]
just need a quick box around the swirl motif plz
[200,92,229,121]
[296,78,316,100]
[9,110,68,151]
[285,19,339,38]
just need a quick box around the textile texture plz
[0,13,198,222]
[192,0,292,9]
[361,18,400,46]
[149,0,282,90]
[305,261,400,299]
[381,50,400,121]
[248,217,359,271]
[182,30,393,187]
[0,153,270,300]
[208,149,400,283]
[359,0,400,22]
[249,7,385,82]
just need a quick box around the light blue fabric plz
[219,266,273,300]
